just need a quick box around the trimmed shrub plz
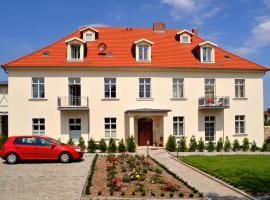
[223,136,231,152]
[178,137,187,152]
[232,139,240,152]
[207,140,215,152]
[99,139,107,152]
[216,137,223,152]
[88,138,96,153]
[78,137,86,151]
[67,137,74,145]
[188,135,197,152]
[242,138,250,152]
[127,136,136,152]
[118,139,126,153]
[166,135,176,152]
[197,137,205,152]
[108,138,117,153]
[0,135,7,149]
[262,137,270,152]
[251,141,257,152]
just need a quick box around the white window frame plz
[235,79,245,98]
[200,45,215,63]
[235,115,245,134]
[172,78,184,98]
[83,30,95,41]
[32,77,45,99]
[65,38,85,61]
[180,34,191,44]
[173,116,184,136]
[204,79,215,98]
[135,43,151,62]
[32,118,45,136]
[205,116,215,142]
[104,78,117,98]
[104,118,117,138]
[139,78,151,98]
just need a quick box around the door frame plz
[138,117,153,146]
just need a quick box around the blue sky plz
[0,0,269,109]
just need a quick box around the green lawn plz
[180,155,270,195]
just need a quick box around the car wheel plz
[6,153,19,164]
[59,152,72,163]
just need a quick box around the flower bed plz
[84,154,203,198]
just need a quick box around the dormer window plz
[199,41,217,64]
[65,37,85,61]
[80,26,99,42]
[134,38,153,62]
[181,35,190,43]
[176,30,193,44]
[85,32,94,41]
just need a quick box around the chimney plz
[153,22,166,33]
[192,28,198,35]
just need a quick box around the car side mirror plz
[51,144,56,149]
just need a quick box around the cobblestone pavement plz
[137,148,251,200]
[0,153,94,200]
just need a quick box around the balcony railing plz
[57,96,89,110]
[198,96,230,110]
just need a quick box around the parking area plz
[0,154,94,200]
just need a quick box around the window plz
[138,45,149,61]
[14,137,35,145]
[104,78,116,98]
[85,32,93,41]
[173,117,184,136]
[205,116,215,141]
[173,78,184,98]
[235,115,245,134]
[36,138,51,146]
[69,118,81,143]
[139,78,151,98]
[202,47,213,62]
[32,77,44,99]
[205,79,215,98]
[181,35,190,43]
[70,44,81,59]
[105,118,116,138]
[32,118,45,136]
[235,79,245,98]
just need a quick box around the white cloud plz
[78,23,108,29]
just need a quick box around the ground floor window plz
[69,118,81,143]
[105,117,116,138]
[205,116,215,141]
[32,118,45,136]
[173,116,184,136]
[235,115,245,134]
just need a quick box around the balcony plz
[57,96,89,111]
[198,96,229,110]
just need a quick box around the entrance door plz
[205,116,215,142]
[1,115,8,137]
[69,118,81,144]
[138,118,153,146]
[68,78,81,106]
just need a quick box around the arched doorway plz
[138,117,153,146]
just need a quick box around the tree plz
[207,140,215,152]
[197,137,205,152]
[87,138,96,153]
[78,137,86,151]
[67,137,74,145]
[251,141,257,152]
[189,135,197,152]
[178,137,187,152]
[216,137,223,152]
[232,139,240,152]
[118,139,126,153]
[99,139,107,152]
[166,135,176,152]
[242,138,250,152]
[108,138,117,153]
[223,137,231,152]
[127,136,136,152]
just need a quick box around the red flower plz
[109,157,119,162]
[112,177,121,183]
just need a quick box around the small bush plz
[99,139,107,152]
[87,138,96,153]
[262,137,270,152]
[232,139,240,152]
[166,135,176,152]
[160,192,165,197]
[251,141,257,152]
[179,192,184,197]
[223,136,231,152]
[78,137,86,151]
[127,136,136,152]
[108,138,117,153]
[189,135,197,152]
[122,174,131,182]
[189,193,194,198]
[178,137,187,152]
[0,135,7,149]
[216,137,223,152]
[242,138,250,151]
[197,137,205,152]
[199,192,203,197]
[170,193,174,197]
[118,139,126,152]
[207,139,215,152]
[67,137,74,145]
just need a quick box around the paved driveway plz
[0,154,94,200]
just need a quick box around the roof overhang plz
[199,41,217,47]
[176,29,194,35]
[125,108,171,113]
[65,37,86,44]
[80,26,99,33]
[134,38,154,45]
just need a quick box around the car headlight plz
[75,148,82,152]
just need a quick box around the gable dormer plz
[198,41,217,63]
[134,38,154,62]
[80,26,99,42]
[176,29,193,44]
[65,37,85,61]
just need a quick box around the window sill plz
[66,59,83,62]
[101,98,120,101]
[173,135,185,138]
[170,98,187,101]
[232,134,248,137]
[136,98,154,101]
[104,138,119,140]
[233,97,248,100]
[29,98,48,101]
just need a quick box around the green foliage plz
[78,137,86,150]
[207,140,215,152]
[127,136,136,152]
[87,138,96,153]
[57,138,62,143]
[67,137,74,145]
[108,138,117,153]
[262,137,270,152]
[216,137,223,152]
[85,154,98,195]
[251,141,257,152]
[178,137,187,152]
[223,136,231,152]
[0,135,7,149]
[242,138,250,152]
[118,139,126,153]
[122,174,131,182]
[232,139,241,152]
[197,137,205,152]
[188,135,197,152]
[99,139,107,152]
[166,135,176,152]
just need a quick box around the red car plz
[0,136,84,164]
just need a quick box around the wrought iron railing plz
[198,96,230,109]
[57,96,88,109]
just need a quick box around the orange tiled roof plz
[2,26,269,71]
